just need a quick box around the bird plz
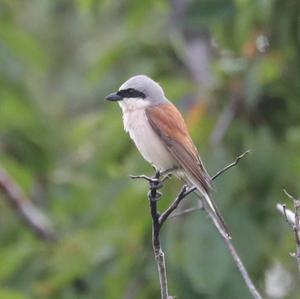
[105,75,230,239]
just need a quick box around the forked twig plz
[277,190,300,275]
[131,150,263,299]
[132,171,173,299]
[169,150,250,218]
[212,150,250,180]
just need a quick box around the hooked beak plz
[105,92,123,102]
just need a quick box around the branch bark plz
[132,171,172,299]
[131,150,263,299]
[221,231,263,299]
[168,149,250,215]
[169,150,262,299]
[0,168,56,241]
[277,190,300,275]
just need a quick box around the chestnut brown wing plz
[145,103,212,193]
[146,103,231,239]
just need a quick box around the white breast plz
[122,108,176,171]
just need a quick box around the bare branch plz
[224,231,262,298]
[166,194,263,297]
[130,174,157,183]
[283,189,296,201]
[167,150,250,219]
[169,206,202,219]
[211,150,250,181]
[0,168,56,241]
[131,150,260,299]
[132,171,173,299]
[277,190,300,275]
[165,150,263,298]
[164,180,262,297]
[159,185,188,226]
[276,203,295,226]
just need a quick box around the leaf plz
[0,22,48,69]
[188,0,235,25]
[0,244,32,282]
[0,289,30,299]
[181,212,231,294]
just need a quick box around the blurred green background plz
[0,0,300,298]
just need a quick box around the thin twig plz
[134,171,172,299]
[168,150,250,219]
[211,150,250,181]
[166,170,262,298]
[277,190,300,275]
[283,205,292,226]
[130,174,157,183]
[0,168,56,241]
[283,189,296,201]
[277,203,295,226]
[132,150,256,299]
[170,195,263,298]
[203,205,262,299]
[159,185,188,226]
[283,190,300,250]
[222,228,263,299]
[169,206,202,219]
[167,150,262,298]
[168,205,203,219]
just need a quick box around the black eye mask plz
[117,88,146,99]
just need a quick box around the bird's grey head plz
[105,75,168,112]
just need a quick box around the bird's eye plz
[117,88,146,99]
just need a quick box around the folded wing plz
[146,103,231,239]
[146,103,211,191]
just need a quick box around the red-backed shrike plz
[105,75,230,239]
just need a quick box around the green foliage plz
[182,214,232,293]
[0,0,300,298]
